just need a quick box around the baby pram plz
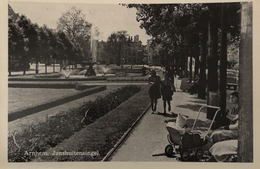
[164,105,221,161]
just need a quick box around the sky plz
[9,1,152,45]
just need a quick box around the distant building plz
[134,35,139,42]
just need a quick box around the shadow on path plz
[176,104,207,113]
[154,112,179,118]
[188,99,207,104]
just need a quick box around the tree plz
[8,16,27,75]
[126,4,206,72]
[237,2,253,162]
[57,6,92,62]
[15,15,35,75]
[38,25,51,73]
[106,30,130,66]
[57,31,74,69]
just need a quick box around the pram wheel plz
[165,144,174,157]
[195,149,204,160]
[181,150,190,161]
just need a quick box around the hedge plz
[8,85,142,162]
[35,86,150,162]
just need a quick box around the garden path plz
[109,77,209,162]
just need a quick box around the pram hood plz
[176,113,187,127]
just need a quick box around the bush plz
[8,85,142,162]
[36,86,150,162]
[34,73,62,78]
[107,76,148,82]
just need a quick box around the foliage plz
[227,34,239,69]
[8,85,141,162]
[38,86,149,162]
[8,13,82,74]
[57,6,95,61]
[126,3,240,65]
[106,30,131,66]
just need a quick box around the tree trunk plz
[207,7,219,92]
[189,47,193,82]
[35,59,39,74]
[194,35,200,79]
[45,57,47,74]
[23,55,26,75]
[8,55,11,76]
[238,2,253,162]
[219,3,227,111]
[53,59,55,73]
[198,21,208,99]
[60,59,63,72]
[207,4,220,120]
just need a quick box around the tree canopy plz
[106,30,131,66]
[57,6,93,59]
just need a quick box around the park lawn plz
[8,88,84,113]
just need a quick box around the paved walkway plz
[109,71,211,162]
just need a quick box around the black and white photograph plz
[1,0,258,167]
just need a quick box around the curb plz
[101,103,151,162]
[8,86,106,122]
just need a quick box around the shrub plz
[107,76,148,82]
[8,85,142,162]
[36,87,150,162]
[34,73,62,78]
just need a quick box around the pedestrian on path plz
[165,65,176,91]
[161,71,174,114]
[148,69,161,114]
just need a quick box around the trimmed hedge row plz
[107,76,148,82]
[34,73,62,78]
[9,82,101,90]
[8,85,142,162]
[8,83,77,89]
[36,86,150,162]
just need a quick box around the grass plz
[8,88,84,113]
[8,87,97,114]
[8,86,106,122]
[8,85,143,162]
[35,86,150,162]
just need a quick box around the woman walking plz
[148,69,161,114]
[161,72,174,114]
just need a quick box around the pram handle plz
[191,105,221,138]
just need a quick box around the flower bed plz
[8,85,142,162]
